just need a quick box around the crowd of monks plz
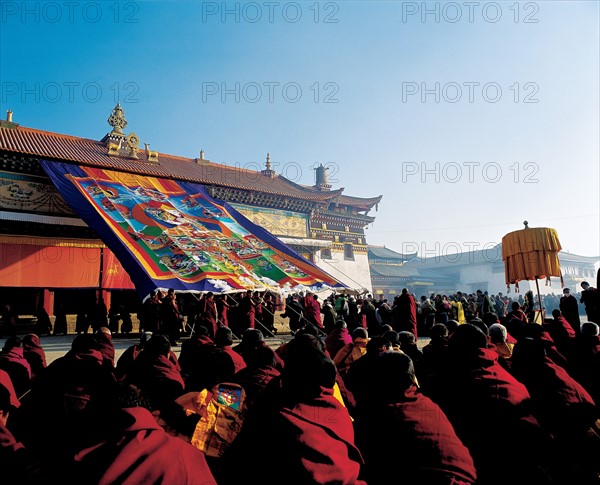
[1,282,600,484]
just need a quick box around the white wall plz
[315,250,372,293]
[458,264,580,296]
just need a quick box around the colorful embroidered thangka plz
[40,160,343,297]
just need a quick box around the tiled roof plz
[337,194,382,210]
[369,245,418,260]
[558,252,600,263]
[370,263,420,277]
[0,124,381,206]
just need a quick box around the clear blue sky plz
[1,0,598,258]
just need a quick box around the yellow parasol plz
[502,221,564,319]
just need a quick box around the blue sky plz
[1,0,599,258]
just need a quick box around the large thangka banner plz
[40,160,344,297]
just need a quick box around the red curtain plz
[0,241,134,289]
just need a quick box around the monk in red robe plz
[238,290,256,331]
[10,334,118,474]
[198,291,219,340]
[511,338,600,483]
[215,326,246,374]
[0,337,31,399]
[422,324,557,485]
[0,378,29,484]
[67,384,217,484]
[218,343,365,485]
[21,334,47,382]
[353,351,477,485]
[392,288,418,338]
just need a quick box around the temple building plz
[0,105,381,316]
[369,244,599,298]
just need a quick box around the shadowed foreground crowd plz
[1,285,600,485]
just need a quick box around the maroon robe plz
[325,327,353,361]
[221,345,247,374]
[304,296,324,329]
[12,339,118,470]
[0,347,32,399]
[230,364,280,409]
[239,295,256,330]
[424,347,554,485]
[199,297,219,340]
[513,353,596,436]
[22,334,47,380]
[221,386,365,485]
[354,386,477,485]
[72,407,216,484]
[95,331,115,369]
[0,420,28,483]
[0,368,20,409]
[125,352,185,407]
[394,293,418,338]
[216,299,230,328]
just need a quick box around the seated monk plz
[421,324,558,485]
[353,351,477,485]
[66,384,217,484]
[217,343,365,484]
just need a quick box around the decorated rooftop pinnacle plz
[314,163,331,191]
[261,152,275,178]
[107,102,127,135]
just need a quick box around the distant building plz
[0,105,381,315]
[369,243,599,297]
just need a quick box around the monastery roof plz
[370,263,421,277]
[337,194,382,211]
[368,245,418,260]
[0,123,380,208]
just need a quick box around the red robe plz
[394,293,418,338]
[354,387,477,485]
[0,347,32,399]
[72,407,216,484]
[199,297,219,340]
[239,296,256,330]
[221,345,247,374]
[424,347,553,485]
[325,327,353,361]
[303,296,324,329]
[22,334,47,380]
[0,420,27,483]
[95,331,115,369]
[221,386,365,485]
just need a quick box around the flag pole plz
[535,277,544,323]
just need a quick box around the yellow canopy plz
[502,227,563,289]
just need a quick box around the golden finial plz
[107,102,127,135]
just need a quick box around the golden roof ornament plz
[261,152,275,177]
[107,102,128,135]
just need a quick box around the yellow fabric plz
[501,228,562,285]
[451,301,466,324]
[332,382,346,407]
[176,384,247,458]
[333,338,368,376]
